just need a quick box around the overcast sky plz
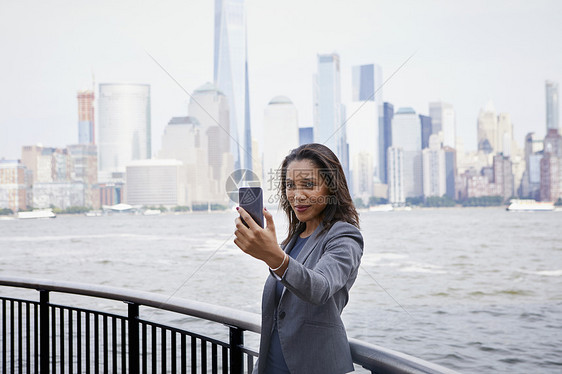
[1,0,561,160]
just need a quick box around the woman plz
[234,143,363,374]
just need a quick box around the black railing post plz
[229,326,244,374]
[127,302,140,374]
[39,290,50,373]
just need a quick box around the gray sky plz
[1,0,561,160]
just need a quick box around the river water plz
[1,208,561,373]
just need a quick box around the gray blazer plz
[255,221,364,374]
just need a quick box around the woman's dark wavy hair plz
[278,143,359,245]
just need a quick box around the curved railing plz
[0,276,459,373]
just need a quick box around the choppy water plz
[1,208,561,373]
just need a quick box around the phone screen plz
[239,187,264,228]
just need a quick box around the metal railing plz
[0,276,459,374]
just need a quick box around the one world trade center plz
[214,0,253,171]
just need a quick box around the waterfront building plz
[188,82,233,192]
[351,152,374,202]
[32,182,85,209]
[77,90,95,144]
[387,146,405,205]
[546,80,559,132]
[126,159,186,207]
[0,160,30,212]
[493,154,514,201]
[540,129,562,201]
[21,146,70,183]
[422,135,446,198]
[299,127,314,145]
[379,102,394,184]
[429,102,455,148]
[67,144,98,208]
[263,96,299,204]
[98,182,124,206]
[314,53,347,170]
[214,0,252,170]
[477,101,498,153]
[443,146,457,199]
[391,107,422,198]
[420,114,433,150]
[97,83,151,182]
[466,174,499,198]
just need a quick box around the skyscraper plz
[422,134,446,197]
[391,107,423,198]
[188,82,232,184]
[429,102,455,149]
[347,63,382,198]
[77,90,95,144]
[314,54,345,162]
[379,102,394,184]
[419,114,433,150]
[387,147,404,205]
[546,80,559,132]
[263,96,299,205]
[214,0,252,171]
[477,101,498,153]
[97,83,151,181]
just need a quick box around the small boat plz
[507,199,554,212]
[143,209,162,216]
[369,204,393,212]
[17,209,56,219]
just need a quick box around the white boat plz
[368,204,393,212]
[507,199,554,211]
[17,209,56,219]
[143,209,162,216]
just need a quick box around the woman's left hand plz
[234,208,286,270]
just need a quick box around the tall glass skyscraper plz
[97,83,151,182]
[348,63,382,198]
[429,101,456,149]
[379,102,394,184]
[214,0,252,171]
[391,107,422,198]
[546,80,559,132]
[314,53,346,166]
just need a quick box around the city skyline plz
[0,1,561,160]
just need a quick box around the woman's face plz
[285,159,331,231]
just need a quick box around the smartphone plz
[239,187,264,228]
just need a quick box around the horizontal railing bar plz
[0,276,460,374]
[0,276,260,333]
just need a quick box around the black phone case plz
[239,187,264,228]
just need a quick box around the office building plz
[497,113,513,156]
[188,82,233,185]
[214,0,252,170]
[391,107,422,198]
[422,134,446,197]
[314,54,346,165]
[387,147,404,205]
[97,83,151,182]
[443,146,457,199]
[0,160,30,212]
[493,154,514,201]
[299,127,314,145]
[67,144,98,208]
[477,101,498,153]
[420,114,433,150]
[77,90,95,144]
[379,102,394,184]
[126,159,186,206]
[429,102,456,148]
[158,116,213,205]
[347,63,382,198]
[546,80,559,132]
[263,96,299,204]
